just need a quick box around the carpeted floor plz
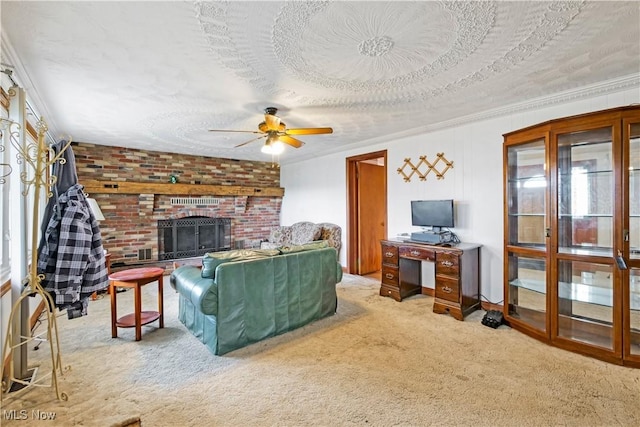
[2,274,639,426]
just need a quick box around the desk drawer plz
[435,276,460,303]
[380,284,401,301]
[399,246,435,261]
[381,244,399,265]
[436,252,459,277]
[381,265,399,286]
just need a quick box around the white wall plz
[280,84,640,305]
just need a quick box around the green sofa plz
[169,243,342,355]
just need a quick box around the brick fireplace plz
[158,216,231,261]
[72,142,283,269]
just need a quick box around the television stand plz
[380,239,481,320]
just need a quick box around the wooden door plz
[358,161,385,274]
[346,150,387,275]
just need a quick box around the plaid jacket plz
[37,183,109,318]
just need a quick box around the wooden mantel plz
[82,179,285,197]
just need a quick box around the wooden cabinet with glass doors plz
[503,106,640,367]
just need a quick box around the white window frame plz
[0,87,12,284]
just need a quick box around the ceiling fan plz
[209,107,333,154]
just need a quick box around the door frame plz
[346,150,387,274]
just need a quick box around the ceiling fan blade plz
[235,135,267,148]
[209,129,263,134]
[209,108,328,151]
[285,127,333,135]
[279,134,305,148]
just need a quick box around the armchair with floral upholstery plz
[260,221,342,257]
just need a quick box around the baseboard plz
[481,300,503,312]
[421,287,434,297]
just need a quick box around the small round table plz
[109,267,165,341]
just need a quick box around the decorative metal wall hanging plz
[397,152,454,182]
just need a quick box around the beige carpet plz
[2,274,640,426]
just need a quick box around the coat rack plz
[397,153,454,182]
[1,111,71,401]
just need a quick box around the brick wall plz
[72,142,282,268]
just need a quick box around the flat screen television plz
[411,199,454,232]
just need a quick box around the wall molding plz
[420,73,640,132]
[285,73,640,165]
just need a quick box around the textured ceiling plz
[1,1,639,164]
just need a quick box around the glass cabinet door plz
[506,252,547,332]
[506,139,547,248]
[556,260,614,349]
[557,127,614,257]
[627,121,640,357]
[505,137,548,334]
[629,122,640,259]
[631,268,640,356]
[555,127,615,351]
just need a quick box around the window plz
[0,88,11,283]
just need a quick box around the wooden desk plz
[380,239,481,320]
[109,267,164,341]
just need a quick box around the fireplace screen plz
[157,216,231,260]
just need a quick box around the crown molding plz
[420,73,640,133]
[283,73,640,165]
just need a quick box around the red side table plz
[109,267,164,341]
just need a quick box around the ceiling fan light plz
[261,136,284,155]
